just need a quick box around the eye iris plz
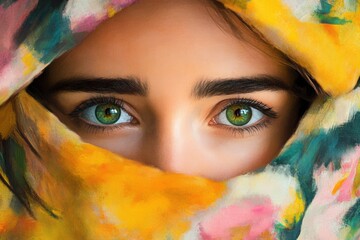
[95,104,121,124]
[226,104,252,126]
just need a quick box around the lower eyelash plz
[79,120,133,134]
[210,97,278,137]
[68,96,137,133]
[226,118,273,137]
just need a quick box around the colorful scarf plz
[1,1,360,239]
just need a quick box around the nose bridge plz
[156,114,187,172]
[145,108,194,174]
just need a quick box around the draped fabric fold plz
[1,1,360,239]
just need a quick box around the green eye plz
[95,104,121,124]
[225,104,252,126]
[76,98,134,127]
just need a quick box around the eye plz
[80,103,133,126]
[69,97,137,128]
[209,98,278,135]
[215,103,264,127]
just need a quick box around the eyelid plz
[212,119,273,137]
[207,98,278,122]
[69,96,123,117]
[214,106,263,128]
[68,96,139,127]
[208,98,278,137]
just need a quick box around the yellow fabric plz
[221,0,360,95]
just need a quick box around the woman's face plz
[38,0,301,181]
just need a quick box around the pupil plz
[95,104,121,124]
[225,104,252,126]
[105,108,117,116]
[234,108,248,118]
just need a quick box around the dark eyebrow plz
[49,77,148,96]
[192,75,291,99]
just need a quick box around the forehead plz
[46,0,293,85]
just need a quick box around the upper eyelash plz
[218,98,278,119]
[68,96,135,134]
[68,97,277,136]
[69,96,125,118]
[211,98,278,137]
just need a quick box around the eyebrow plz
[48,75,290,98]
[192,75,291,98]
[49,77,148,96]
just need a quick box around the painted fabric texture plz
[0,0,360,239]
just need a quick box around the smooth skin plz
[37,0,301,181]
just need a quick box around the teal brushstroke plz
[275,222,303,240]
[15,0,76,63]
[271,110,360,239]
[318,0,333,15]
[315,0,350,25]
[31,11,75,63]
[343,199,360,239]
[15,0,69,44]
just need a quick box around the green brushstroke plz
[0,151,4,171]
[316,15,350,24]
[343,199,360,239]
[6,137,27,186]
[272,110,360,239]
